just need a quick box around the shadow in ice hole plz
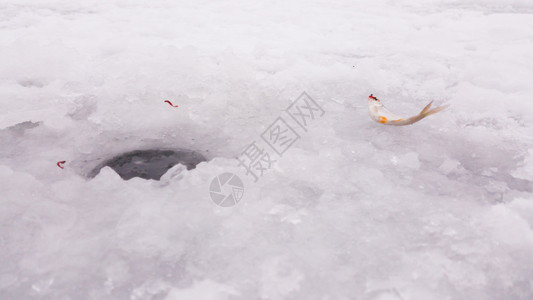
[88,149,206,180]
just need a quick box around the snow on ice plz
[1,0,533,299]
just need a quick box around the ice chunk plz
[438,158,463,175]
[165,280,239,300]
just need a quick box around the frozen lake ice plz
[1,0,533,299]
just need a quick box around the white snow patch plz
[1,0,533,299]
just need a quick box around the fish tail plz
[419,101,433,115]
[423,104,449,117]
[389,103,449,126]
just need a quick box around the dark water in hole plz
[89,149,206,180]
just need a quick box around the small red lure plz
[57,161,66,169]
[164,100,179,108]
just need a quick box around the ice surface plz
[1,0,533,299]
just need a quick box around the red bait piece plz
[164,100,179,108]
[57,161,66,169]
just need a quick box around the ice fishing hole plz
[88,149,207,180]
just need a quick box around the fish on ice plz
[367,94,448,126]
